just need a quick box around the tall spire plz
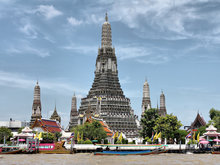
[30,81,42,126]
[159,90,167,116]
[141,79,151,115]
[101,13,112,48]
[68,92,78,129]
[78,13,138,138]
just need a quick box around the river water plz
[0,154,219,165]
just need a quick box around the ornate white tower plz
[30,81,42,126]
[78,13,138,138]
[141,80,151,115]
[159,91,167,116]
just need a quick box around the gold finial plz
[105,12,108,22]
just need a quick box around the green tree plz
[209,108,220,120]
[174,129,188,143]
[140,108,159,138]
[54,132,62,142]
[74,120,107,142]
[0,127,13,144]
[197,126,207,135]
[209,108,220,131]
[41,132,55,143]
[18,127,24,134]
[154,114,182,141]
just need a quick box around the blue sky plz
[0,0,220,128]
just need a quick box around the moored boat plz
[0,146,22,154]
[38,141,71,154]
[94,147,167,155]
[211,145,220,154]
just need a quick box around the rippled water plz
[1,154,219,165]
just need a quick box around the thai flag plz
[186,132,192,138]
[70,132,74,138]
[151,132,154,141]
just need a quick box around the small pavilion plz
[14,127,34,144]
[203,124,220,144]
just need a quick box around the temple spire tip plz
[105,12,108,22]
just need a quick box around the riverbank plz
[1,153,219,165]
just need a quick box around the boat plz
[211,145,220,154]
[37,141,71,154]
[94,147,167,155]
[0,146,22,154]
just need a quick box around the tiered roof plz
[191,113,206,129]
[32,118,62,133]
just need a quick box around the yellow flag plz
[34,132,38,139]
[157,132,161,139]
[38,132,42,139]
[153,132,158,141]
[112,133,115,139]
[115,132,119,138]
[193,132,196,141]
[197,132,200,142]
[81,132,83,141]
[118,133,123,142]
[77,132,80,142]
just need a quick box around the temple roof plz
[206,124,217,131]
[22,127,33,133]
[50,105,61,123]
[32,118,62,133]
[191,113,206,128]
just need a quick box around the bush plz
[147,139,152,144]
[104,139,108,144]
[84,139,93,144]
[115,140,122,144]
[77,140,84,144]
[128,141,135,144]
[187,139,197,145]
[122,139,128,144]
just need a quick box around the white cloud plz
[6,41,50,58]
[136,55,170,65]
[19,23,38,39]
[67,17,83,26]
[63,43,97,55]
[0,71,87,95]
[117,46,150,60]
[36,5,62,19]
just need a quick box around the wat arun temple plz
[76,14,138,138]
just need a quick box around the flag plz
[153,132,158,141]
[115,132,119,138]
[38,132,42,140]
[81,132,83,141]
[157,132,161,139]
[197,132,200,142]
[70,132,74,138]
[193,132,196,141]
[186,132,192,138]
[151,132,154,141]
[112,133,115,139]
[118,132,123,142]
[34,132,38,139]
[77,132,80,142]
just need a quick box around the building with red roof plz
[31,118,62,133]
